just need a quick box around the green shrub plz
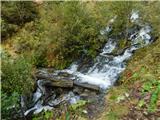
[45,2,106,67]
[1,50,34,94]
[1,19,19,40]
[142,80,160,113]
[8,2,107,69]
[1,1,38,40]
[3,1,159,70]
[1,1,38,25]
[1,50,35,119]
[1,91,20,120]
[32,49,48,67]
[32,111,53,120]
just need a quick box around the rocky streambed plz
[21,68,104,118]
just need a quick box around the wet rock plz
[73,86,84,95]
[103,46,130,57]
[80,89,97,99]
[77,57,94,73]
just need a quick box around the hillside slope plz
[98,38,160,120]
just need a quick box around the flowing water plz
[24,11,153,116]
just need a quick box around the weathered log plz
[36,71,74,88]
[35,73,54,80]
[36,69,100,90]
[36,70,73,79]
[74,81,100,91]
[48,78,73,87]
[41,78,73,88]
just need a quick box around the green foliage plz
[70,100,87,111]
[51,2,106,65]
[142,82,152,93]
[4,1,153,69]
[140,2,160,37]
[32,50,48,67]
[132,72,139,78]
[32,110,53,120]
[105,104,129,120]
[106,111,118,120]
[140,79,160,112]
[1,1,38,25]
[138,99,145,108]
[1,91,20,120]
[7,2,107,69]
[1,2,160,119]
[1,1,38,40]
[148,80,160,112]
[65,112,70,120]
[107,2,134,37]
[1,50,34,94]
[1,19,19,39]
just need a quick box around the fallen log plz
[37,76,99,91]
[36,71,73,80]
[48,78,73,88]
[36,69,100,91]
[36,73,54,80]
[36,71,74,87]
[40,78,73,88]
[74,81,100,91]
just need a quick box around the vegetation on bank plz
[1,1,160,120]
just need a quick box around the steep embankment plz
[98,38,160,120]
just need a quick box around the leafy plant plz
[1,1,38,40]
[70,100,87,111]
[148,82,160,112]
[32,110,53,120]
[1,91,20,120]
[138,99,145,108]
[140,79,160,112]
[1,51,34,94]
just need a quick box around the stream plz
[23,10,154,117]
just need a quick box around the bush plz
[1,50,35,119]
[1,19,19,40]
[1,92,20,120]
[38,2,107,68]
[1,1,38,40]
[1,50,34,94]
[8,2,107,69]
[1,1,38,25]
[3,1,159,70]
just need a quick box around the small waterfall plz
[64,11,152,90]
[24,11,153,116]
